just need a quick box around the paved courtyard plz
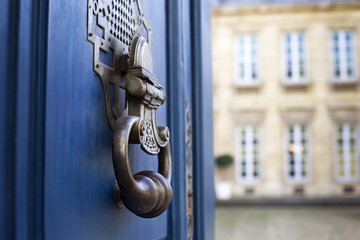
[216,206,360,240]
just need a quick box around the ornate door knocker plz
[87,0,172,218]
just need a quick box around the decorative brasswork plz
[87,0,151,130]
[87,0,172,218]
[140,119,158,154]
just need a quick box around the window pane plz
[236,34,258,84]
[287,124,310,182]
[284,32,306,82]
[332,31,356,81]
[336,124,359,182]
[236,126,260,182]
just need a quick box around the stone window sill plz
[330,79,359,86]
[282,80,310,87]
[234,81,261,88]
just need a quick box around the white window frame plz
[282,32,309,85]
[333,123,360,183]
[235,125,261,183]
[284,124,312,183]
[331,30,358,84]
[234,34,260,87]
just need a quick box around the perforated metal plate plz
[107,0,136,46]
[87,0,151,129]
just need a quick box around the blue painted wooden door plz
[45,1,170,239]
[0,0,214,239]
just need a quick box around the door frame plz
[1,0,49,239]
[166,1,215,239]
[190,1,215,239]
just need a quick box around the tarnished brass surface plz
[111,35,172,218]
[87,0,151,130]
[112,116,172,218]
[88,0,172,218]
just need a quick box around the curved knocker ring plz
[112,116,172,218]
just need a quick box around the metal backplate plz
[87,0,151,129]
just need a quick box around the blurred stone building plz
[212,0,360,201]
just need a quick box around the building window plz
[235,34,258,85]
[235,126,260,182]
[283,32,307,83]
[286,124,310,182]
[332,31,357,82]
[335,124,359,182]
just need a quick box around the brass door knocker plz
[87,0,172,218]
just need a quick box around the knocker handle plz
[112,116,172,218]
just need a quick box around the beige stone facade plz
[212,2,360,200]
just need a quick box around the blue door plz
[0,0,214,239]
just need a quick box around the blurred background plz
[211,0,360,239]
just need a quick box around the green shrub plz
[215,154,233,168]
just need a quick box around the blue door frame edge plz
[0,0,19,239]
[166,0,215,239]
[166,0,187,239]
[0,0,49,239]
[27,0,49,239]
[191,1,215,240]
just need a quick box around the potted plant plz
[215,154,233,168]
[215,154,233,200]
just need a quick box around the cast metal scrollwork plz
[87,0,172,218]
